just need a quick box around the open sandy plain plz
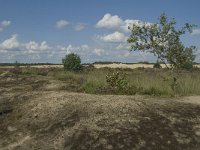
[0,69,200,150]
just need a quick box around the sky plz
[0,0,200,63]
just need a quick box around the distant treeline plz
[93,61,200,65]
[0,63,61,66]
[1,61,199,66]
[93,61,154,65]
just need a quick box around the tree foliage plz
[127,13,196,70]
[62,53,82,71]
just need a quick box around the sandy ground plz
[1,64,200,69]
[94,64,200,69]
[0,73,200,150]
[93,63,166,69]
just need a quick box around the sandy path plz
[1,91,200,150]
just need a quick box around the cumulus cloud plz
[56,20,87,31]
[96,13,151,32]
[0,34,50,55]
[74,23,87,31]
[191,29,200,36]
[96,13,123,29]
[93,48,105,56]
[56,20,70,29]
[0,20,11,31]
[0,35,52,62]
[116,43,130,50]
[57,44,106,60]
[57,44,90,55]
[0,34,19,50]
[0,34,157,63]
[24,41,51,54]
[99,31,127,43]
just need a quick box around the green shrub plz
[106,72,128,91]
[180,62,194,70]
[153,62,161,69]
[106,71,141,95]
[62,53,82,71]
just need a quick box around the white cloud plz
[96,13,123,29]
[25,41,51,53]
[81,44,90,50]
[58,44,90,55]
[65,44,79,52]
[57,44,106,59]
[0,34,51,55]
[0,35,166,63]
[93,48,105,56]
[0,34,19,50]
[99,31,127,43]
[56,20,87,31]
[191,29,200,36]
[56,20,70,29]
[116,43,130,50]
[96,13,151,33]
[74,23,86,31]
[0,20,11,31]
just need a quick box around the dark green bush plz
[62,53,82,71]
[153,62,161,69]
[180,62,194,70]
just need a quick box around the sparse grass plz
[1,66,200,96]
[46,67,200,96]
[176,73,200,96]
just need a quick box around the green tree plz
[127,13,196,70]
[62,53,82,71]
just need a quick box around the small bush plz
[106,72,128,91]
[105,72,139,95]
[153,62,161,69]
[62,53,82,71]
[180,62,194,70]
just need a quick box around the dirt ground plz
[0,73,200,150]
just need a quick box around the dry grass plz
[1,66,200,96]
[1,68,200,149]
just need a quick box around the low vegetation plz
[1,65,200,97]
[62,53,82,71]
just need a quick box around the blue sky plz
[0,0,200,63]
